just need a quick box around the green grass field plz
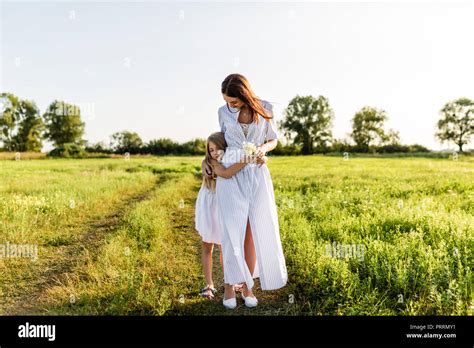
[0,155,472,315]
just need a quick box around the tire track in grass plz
[3,177,163,315]
[23,171,204,315]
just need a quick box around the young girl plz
[195,131,266,299]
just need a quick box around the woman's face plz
[208,141,224,160]
[223,94,245,109]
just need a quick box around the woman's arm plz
[210,159,247,179]
[255,139,278,158]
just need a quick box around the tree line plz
[0,92,472,157]
[279,95,473,154]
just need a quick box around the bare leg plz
[224,283,235,300]
[201,242,214,288]
[243,218,256,297]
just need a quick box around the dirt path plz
[3,184,158,315]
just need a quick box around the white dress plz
[195,184,221,244]
[216,99,288,291]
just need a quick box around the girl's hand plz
[202,159,213,179]
[216,149,224,162]
[255,145,267,159]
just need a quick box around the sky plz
[1,0,473,151]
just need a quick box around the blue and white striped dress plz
[216,99,288,291]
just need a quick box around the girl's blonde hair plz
[203,132,227,192]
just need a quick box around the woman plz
[202,73,288,309]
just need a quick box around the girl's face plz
[223,94,245,109]
[208,141,224,160]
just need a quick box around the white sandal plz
[222,287,237,309]
[222,296,237,309]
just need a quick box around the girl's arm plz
[202,158,213,178]
[210,155,269,179]
[210,159,246,179]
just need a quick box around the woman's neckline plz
[226,102,265,125]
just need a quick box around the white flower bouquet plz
[241,141,269,167]
[243,141,257,159]
[242,141,268,167]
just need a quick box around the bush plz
[177,138,206,155]
[48,143,86,158]
[143,138,206,156]
[330,139,354,153]
[85,142,113,154]
[144,138,180,155]
[373,143,431,154]
[376,144,410,153]
[407,144,430,153]
[272,141,302,156]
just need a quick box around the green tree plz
[111,131,143,154]
[0,93,20,150]
[384,129,401,145]
[436,98,474,152]
[280,95,334,154]
[0,93,44,151]
[14,100,44,152]
[43,101,85,146]
[351,106,390,152]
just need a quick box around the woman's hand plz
[256,155,268,167]
[255,144,267,159]
[202,159,213,179]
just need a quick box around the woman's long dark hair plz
[221,73,272,125]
